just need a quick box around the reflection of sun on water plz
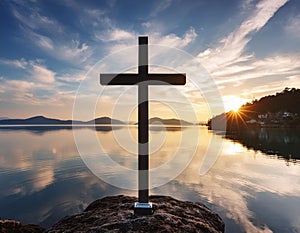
[224,141,244,155]
[52,147,57,154]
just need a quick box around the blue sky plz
[0,0,299,121]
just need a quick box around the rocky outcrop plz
[47,195,224,233]
[0,219,45,233]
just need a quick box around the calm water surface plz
[0,126,299,232]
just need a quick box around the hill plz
[149,117,193,125]
[86,116,125,125]
[0,116,79,125]
[133,117,193,126]
[208,88,300,131]
[239,87,300,116]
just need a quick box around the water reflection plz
[0,127,299,232]
[226,128,300,162]
[162,136,300,232]
[0,128,134,227]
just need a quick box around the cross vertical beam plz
[138,37,149,204]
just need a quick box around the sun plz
[231,105,240,113]
[223,95,247,112]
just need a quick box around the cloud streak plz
[152,27,197,48]
[95,28,136,42]
[150,0,173,17]
[0,58,28,69]
[198,0,289,72]
[11,2,93,66]
[31,63,56,83]
[194,0,298,105]
[285,13,300,39]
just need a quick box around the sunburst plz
[226,105,256,130]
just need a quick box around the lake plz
[0,126,299,232]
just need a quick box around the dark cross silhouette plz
[100,36,186,215]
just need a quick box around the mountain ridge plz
[0,116,124,125]
[0,116,194,125]
[149,117,193,125]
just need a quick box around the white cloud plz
[240,0,256,11]
[95,28,136,42]
[142,22,152,29]
[12,3,92,65]
[0,76,74,107]
[94,14,197,55]
[286,14,300,39]
[0,58,57,84]
[193,0,296,101]
[54,39,92,64]
[31,64,56,83]
[182,28,198,46]
[5,80,35,91]
[153,27,197,48]
[215,54,300,84]
[0,58,86,109]
[0,58,57,85]
[198,0,289,72]
[98,27,198,68]
[59,40,91,61]
[82,8,112,28]
[64,2,113,28]
[57,72,86,83]
[241,84,286,97]
[0,58,28,69]
[31,31,54,50]
[12,6,61,32]
[21,27,92,64]
[0,79,36,103]
[150,0,173,17]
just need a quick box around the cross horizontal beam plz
[100,73,186,85]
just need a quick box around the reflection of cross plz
[100,36,186,215]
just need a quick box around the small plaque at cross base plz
[134,202,153,215]
[100,36,186,216]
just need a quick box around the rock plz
[0,219,45,233]
[46,195,224,233]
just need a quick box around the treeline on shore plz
[208,88,300,131]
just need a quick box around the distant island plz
[0,116,125,125]
[86,117,125,125]
[132,117,194,126]
[208,88,300,131]
[149,117,193,126]
[0,116,194,126]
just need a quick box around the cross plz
[100,36,186,215]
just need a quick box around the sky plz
[0,0,299,122]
